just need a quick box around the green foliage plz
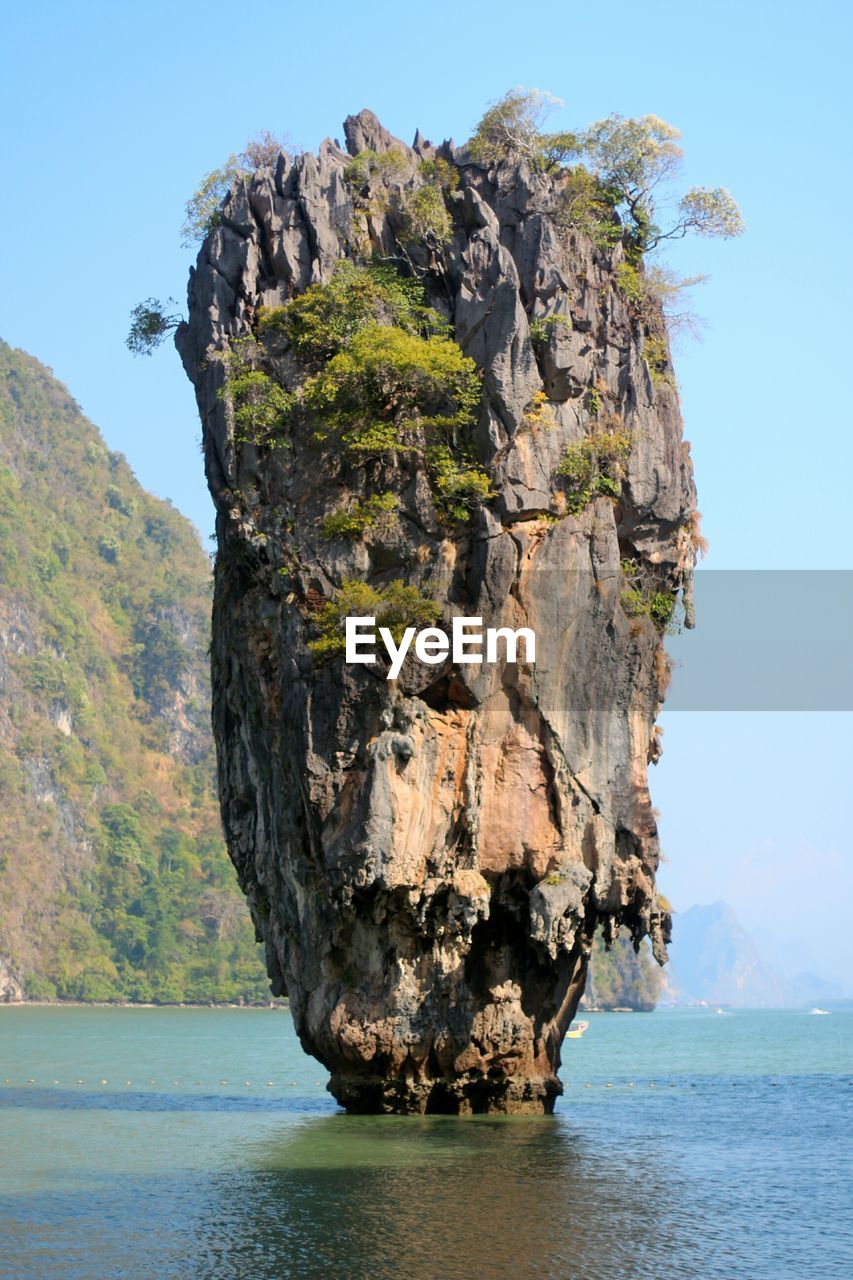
[259,261,443,360]
[223,371,291,443]
[303,322,480,455]
[24,973,58,1000]
[334,419,404,457]
[620,559,677,632]
[575,113,744,253]
[320,491,398,539]
[615,262,708,337]
[553,166,621,247]
[468,91,743,257]
[0,340,270,1006]
[595,475,620,498]
[180,133,290,247]
[620,587,648,616]
[528,313,569,345]
[468,87,563,166]
[620,588,677,631]
[181,156,239,246]
[538,131,582,170]
[585,387,603,416]
[650,593,677,631]
[643,335,672,386]
[399,140,460,251]
[417,156,459,190]
[555,424,632,513]
[425,445,494,521]
[676,187,744,240]
[616,262,644,306]
[98,534,120,563]
[343,148,409,189]
[308,579,441,658]
[264,266,485,518]
[126,298,183,357]
[401,184,452,246]
[216,339,292,444]
[581,114,683,203]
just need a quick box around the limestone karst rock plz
[177,110,696,1113]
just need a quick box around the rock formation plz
[177,109,696,1113]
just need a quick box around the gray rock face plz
[177,111,696,1114]
[0,959,23,1002]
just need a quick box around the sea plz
[0,1005,850,1279]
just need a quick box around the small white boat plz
[809,1007,831,1015]
[567,1020,589,1039]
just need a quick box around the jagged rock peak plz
[343,108,409,157]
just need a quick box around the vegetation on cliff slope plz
[582,933,663,1011]
[257,264,490,530]
[468,89,744,257]
[0,341,269,1002]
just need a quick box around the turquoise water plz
[0,1007,850,1279]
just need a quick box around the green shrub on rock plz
[553,166,621,247]
[620,559,678,632]
[259,262,444,361]
[216,339,293,444]
[320,492,398,539]
[343,149,409,190]
[303,323,479,455]
[643,336,672,387]
[555,425,632,514]
[180,131,290,246]
[417,156,459,189]
[528,314,570,345]
[616,262,644,306]
[401,184,453,247]
[426,445,494,522]
[309,579,441,657]
[468,88,564,167]
[126,298,183,357]
[467,91,744,260]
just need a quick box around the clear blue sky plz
[1,0,851,981]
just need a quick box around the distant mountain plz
[665,901,785,1006]
[785,971,844,1006]
[664,901,846,1007]
[0,341,269,1003]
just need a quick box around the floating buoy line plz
[0,1075,684,1092]
[0,1076,312,1088]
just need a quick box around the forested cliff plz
[0,342,268,1003]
